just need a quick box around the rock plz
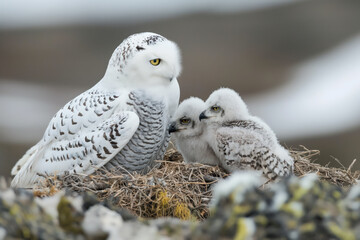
[196,172,359,240]
[0,188,78,239]
[1,172,360,239]
[82,205,123,239]
[0,227,6,240]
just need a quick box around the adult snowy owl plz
[199,88,293,179]
[169,97,219,165]
[11,32,181,188]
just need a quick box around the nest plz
[36,149,228,220]
[35,145,360,220]
[292,145,360,187]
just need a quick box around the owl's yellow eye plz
[211,106,220,112]
[180,118,191,125]
[150,58,161,66]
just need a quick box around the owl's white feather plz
[11,32,181,188]
[200,88,293,179]
[169,97,219,165]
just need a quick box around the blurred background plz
[1,0,359,177]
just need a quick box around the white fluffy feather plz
[200,88,294,179]
[169,97,219,165]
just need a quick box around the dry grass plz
[292,145,360,187]
[35,146,360,220]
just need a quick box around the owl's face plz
[169,97,205,138]
[199,88,249,124]
[104,32,181,90]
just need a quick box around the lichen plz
[57,196,83,234]
[174,203,191,220]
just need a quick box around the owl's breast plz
[106,90,170,173]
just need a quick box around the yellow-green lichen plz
[57,196,83,234]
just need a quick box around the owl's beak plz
[168,122,178,133]
[199,111,208,121]
[170,76,176,82]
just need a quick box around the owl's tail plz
[11,142,41,177]
[11,145,45,189]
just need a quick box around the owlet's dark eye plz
[150,58,161,66]
[211,106,221,112]
[180,117,191,125]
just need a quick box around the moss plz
[174,203,191,220]
[254,215,268,226]
[233,205,252,216]
[280,202,303,219]
[327,221,355,240]
[57,196,83,234]
[234,219,249,240]
[152,190,171,217]
[300,222,315,233]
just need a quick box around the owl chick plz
[169,97,220,166]
[199,88,293,179]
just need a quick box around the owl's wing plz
[11,111,139,188]
[260,145,294,179]
[11,143,40,176]
[11,89,126,176]
[217,120,293,178]
[11,89,140,188]
[216,120,267,172]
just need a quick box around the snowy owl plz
[199,88,293,179]
[169,97,220,165]
[11,32,181,188]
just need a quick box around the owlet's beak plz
[168,122,178,133]
[199,111,208,121]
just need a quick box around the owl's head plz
[199,88,249,123]
[169,97,205,138]
[103,32,181,89]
